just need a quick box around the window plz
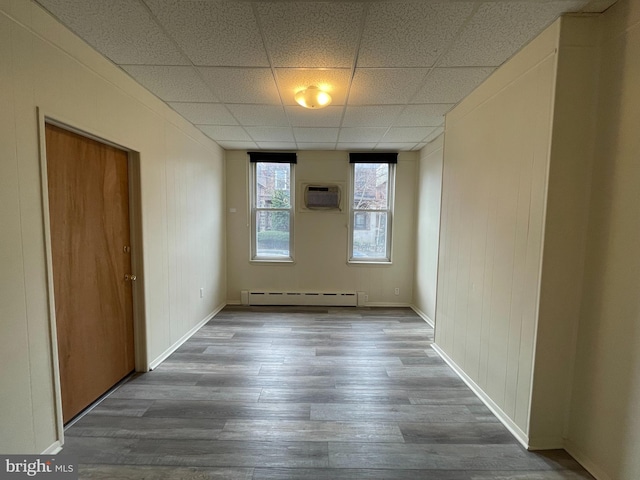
[249,152,295,262]
[349,153,396,263]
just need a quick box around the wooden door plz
[46,123,135,423]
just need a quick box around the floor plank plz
[61,306,593,479]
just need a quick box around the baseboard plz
[431,343,530,449]
[363,302,413,307]
[148,302,226,370]
[527,437,565,451]
[42,440,62,455]
[410,305,434,327]
[564,439,612,480]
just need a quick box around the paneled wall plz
[565,0,640,478]
[434,17,598,447]
[0,1,226,454]
[225,151,417,305]
[413,135,443,323]
[435,22,559,441]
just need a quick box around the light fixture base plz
[295,86,332,109]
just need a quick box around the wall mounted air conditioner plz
[303,184,341,210]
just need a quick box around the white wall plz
[0,1,226,454]
[435,21,559,441]
[225,150,417,305]
[565,0,640,478]
[413,135,443,324]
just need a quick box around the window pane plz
[352,212,387,259]
[353,163,389,210]
[256,162,290,208]
[256,211,290,257]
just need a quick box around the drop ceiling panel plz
[358,2,476,68]
[376,142,420,150]
[297,143,338,150]
[168,102,237,125]
[382,127,436,143]
[338,127,387,143]
[349,68,430,105]
[255,2,364,68]
[276,69,352,106]
[438,0,588,67]
[285,106,345,128]
[198,125,252,141]
[413,67,495,104]
[34,0,609,151]
[145,0,268,67]
[343,106,404,128]
[245,126,295,142]
[122,66,217,102]
[424,127,445,143]
[337,142,379,150]
[217,141,258,150]
[37,0,188,65]
[293,128,339,143]
[256,141,298,150]
[198,68,280,104]
[394,104,454,127]
[227,105,289,126]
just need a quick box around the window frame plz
[348,158,396,264]
[249,154,295,263]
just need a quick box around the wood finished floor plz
[62,306,594,479]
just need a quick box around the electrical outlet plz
[394,287,400,295]
[200,288,204,299]
[364,295,369,301]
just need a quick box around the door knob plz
[125,274,137,281]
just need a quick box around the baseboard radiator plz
[242,290,359,306]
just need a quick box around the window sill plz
[347,259,392,266]
[250,258,295,265]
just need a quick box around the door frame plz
[37,109,147,448]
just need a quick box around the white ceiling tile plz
[413,68,495,104]
[245,127,295,142]
[343,106,404,127]
[439,1,587,67]
[394,104,454,127]
[293,128,339,143]
[376,143,420,151]
[217,141,258,150]
[276,69,352,106]
[168,102,237,125]
[255,142,298,150]
[424,127,445,143]
[285,106,344,128]
[338,128,387,143]
[37,0,188,65]
[358,2,475,68]
[255,2,364,67]
[297,143,337,150]
[336,143,379,151]
[122,66,217,102]
[145,0,268,67]
[349,68,429,105]
[382,127,436,143]
[198,125,252,141]
[199,68,280,104]
[227,105,289,126]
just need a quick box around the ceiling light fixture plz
[295,86,332,109]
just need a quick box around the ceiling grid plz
[35,0,612,151]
